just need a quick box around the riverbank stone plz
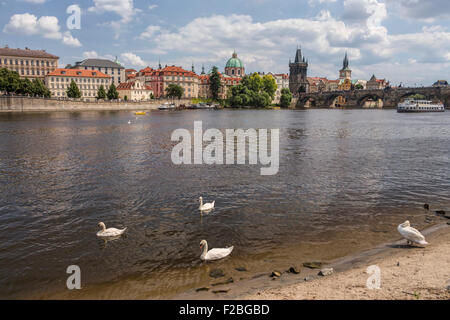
[235,267,247,272]
[212,288,230,294]
[318,268,334,276]
[196,287,210,292]
[288,266,301,274]
[424,204,429,210]
[209,269,225,278]
[271,271,282,278]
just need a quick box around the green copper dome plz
[225,52,244,68]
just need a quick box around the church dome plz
[225,52,244,69]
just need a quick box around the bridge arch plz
[326,93,347,108]
[357,93,384,108]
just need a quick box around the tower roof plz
[295,48,302,63]
[225,51,244,68]
[343,52,349,69]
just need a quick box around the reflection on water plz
[0,109,449,299]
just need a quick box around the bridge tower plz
[289,47,309,97]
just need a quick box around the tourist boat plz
[158,102,176,110]
[135,111,146,115]
[397,99,445,113]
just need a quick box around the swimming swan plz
[97,222,127,238]
[397,220,428,246]
[199,197,215,211]
[200,240,233,261]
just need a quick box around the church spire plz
[343,51,349,69]
[295,47,302,63]
[201,64,205,75]
[192,62,195,73]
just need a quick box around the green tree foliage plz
[227,73,276,108]
[32,79,51,98]
[67,80,82,98]
[96,85,106,100]
[409,93,426,100]
[280,88,293,108]
[355,84,364,90]
[107,83,119,100]
[209,66,221,100]
[0,68,50,97]
[262,75,277,100]
[165,83,184,99]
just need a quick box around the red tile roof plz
[47,68,111,78]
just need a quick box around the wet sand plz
[242,223,450,300]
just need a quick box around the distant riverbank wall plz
[0,96,191,112]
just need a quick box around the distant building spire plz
[295,47,302,63]
[192,62,195,73]
[201,64,205,75]
[343,51,349,69]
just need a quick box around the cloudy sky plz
[1,0,450,85]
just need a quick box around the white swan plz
[200,240,233,261]
[397,220,428,246]
[128,120,131,124]
[199,197,215,211]
[96,222,127,237]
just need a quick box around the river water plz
[0,109,449,299]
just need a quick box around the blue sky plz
[1,0,450,86]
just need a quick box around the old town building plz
[117,79,153,101]
[45,68,112,100]
[69,58,125,86]
[198,71,241,99]
[366,74,388,89]
[289,47,309,96]
[0,46,59,80]
[224,51,245,78]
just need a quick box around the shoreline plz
[242,222,450,300]
[173,222,449,300]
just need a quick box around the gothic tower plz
[339,52,352,80]
[289,47,309,96]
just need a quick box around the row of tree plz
[0,68,51,97]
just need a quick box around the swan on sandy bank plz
[96,222,127,238]
[199,197,215,211]
[200,240,233,261]
[397,220,428,246]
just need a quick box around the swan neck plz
[201,243,208,259]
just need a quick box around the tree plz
[67,80,82,98]
[107,83,119,100]
[17,78,33,96]
[165,83,184,99]
[0,68,21,93]
[32,79,51,98]
[124,95,128,101]
[355,84,364,90]
[150,92,154,99]
[209,66,221,100]
[227,73,274,108]
[280,88,293,108]
[96,85,106,100]
[262,75,277,100]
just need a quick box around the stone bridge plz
[296,86,450,109]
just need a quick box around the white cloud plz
[138,25,162,39]
[308,0,337,6]
[142,0,448,85]
[148,4,158,10]
[120,52,147,68]
[62,31,82,47]
[385,0,450,23]
[3,13,81,47]
[88,0,140,22]
[81,51,114,61]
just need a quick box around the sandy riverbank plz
[243,223,450,300]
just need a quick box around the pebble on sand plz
[271,271,282,278]
[424,204,429,210]
[235,267,247,272]
[209,269,225,278]
[212,288,230,294]
[212,277,234,286]
[289,266,301,274]
[196,287,210,292]
[318,268,334,276]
